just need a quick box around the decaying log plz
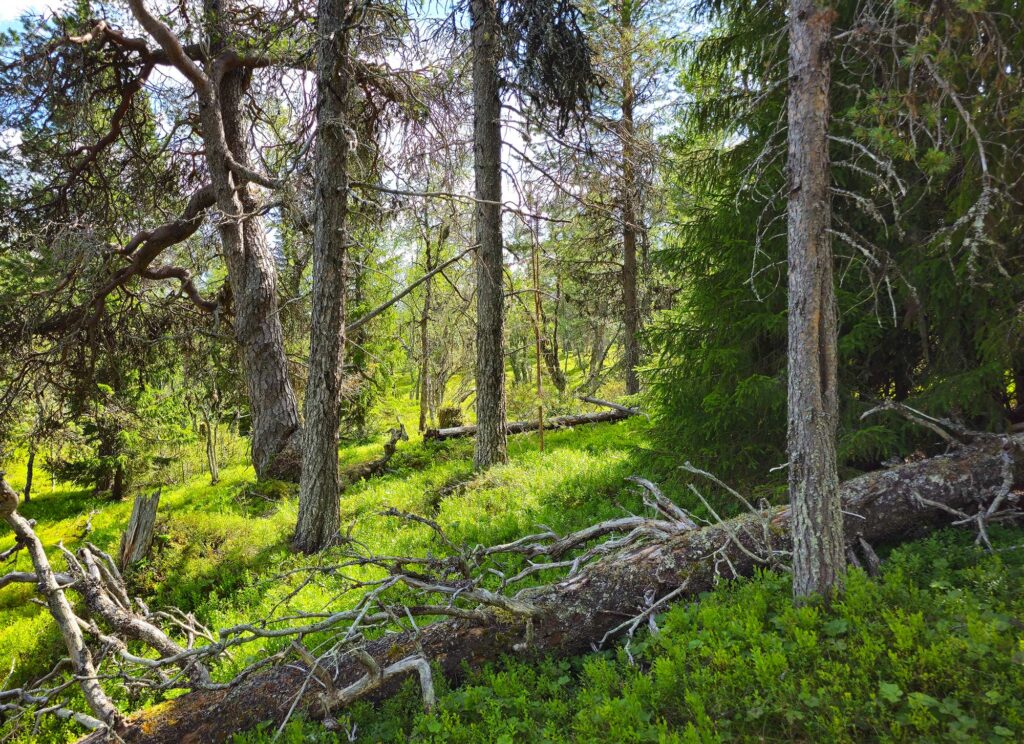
[425,409,631,441]
[119,490,160,567]
[340,425,408,486]
[82,435,1024,743]
[578,395,642,418]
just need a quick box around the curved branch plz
[35,185,216,334]
[124,0,210,94]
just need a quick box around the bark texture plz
[425,409,634,441]
[471,0,508,470]
[118,491,160,567]
[294,0,352,553]
[618,1,640,396]
[82,436,1024,743]
[126,0,301,483]
[786,0,843,599]
[1,480,121,729]
[211,1,302,482]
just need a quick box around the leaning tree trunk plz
[786,0,842,600]
[129,0,301,482]
[619,2,641,397]
[85,436,1024,743]
[293,0,352,554]
[471,0,508,470]
[212,2,302,482]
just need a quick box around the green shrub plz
[250,527,1024,743]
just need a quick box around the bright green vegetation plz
[250,528,1024,744]
[4,419,1023,742]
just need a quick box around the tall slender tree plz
[293,0,355,553]
[786,0,844,600]
[616,0,640,395]
[471,0,508,469]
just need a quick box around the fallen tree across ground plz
[340,425,408,486]
[68,433,1021,743]
[424,409,632,441]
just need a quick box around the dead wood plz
[1,477,121,731]
[81,435,1024,743]
[119,490,160,567]
[425,409,632,441]
[340,425,408,487]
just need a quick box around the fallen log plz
[340,425,408,486]
[578,395,642,417]
[424,409,631,441]
[83,435,1024,743]
[1,477,121,731]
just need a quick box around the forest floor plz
[2,413,1023,742]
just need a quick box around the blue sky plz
[0,1,67,34]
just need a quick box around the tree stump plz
[119,490,160,568]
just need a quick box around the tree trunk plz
[23,442,34,503]
[425,409,632,441]
[203,416,219,485]
[293,0,351,554]
[588,318,606,381]
[619,1,640,396]
[540,276,567,394]
[471,0,508,470]
[86,436,1024,743]
[212,3,302,482]
[126,0,300,482]
[786,0,842,600]
[116,6,294,481]
[418,239,434,433]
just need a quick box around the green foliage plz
[5,410,1024,743]
[647,0,1024,478]
[247,528,1024,743]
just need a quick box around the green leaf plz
[879,682,904,704]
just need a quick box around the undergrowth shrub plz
[243,527,1024,743]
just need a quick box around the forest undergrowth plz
[3,413,1023,742]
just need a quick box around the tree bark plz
[418,238,434,433]
[293,0,352,554]
[83,436,1024,743]
[23,442,34,502]
[786,0,842,600]
[210,1,303,482]
[618,1,641,396]
[119,491,160,567]
[471,0,508,470]
[425,409,632,441]
[127,0,301,483]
